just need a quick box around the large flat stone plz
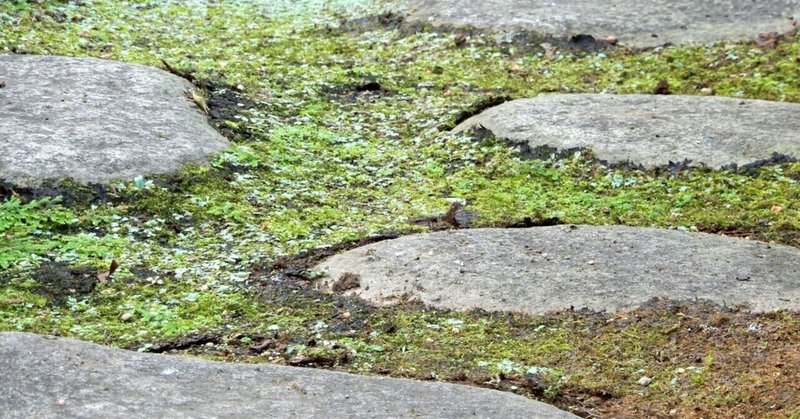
[0,332,577,418]
[453,95,800,169]
[403,0,800,48]
[0,55,229,187]
[316,226,800,314]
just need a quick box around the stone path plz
[453,95,800,169]
[402,0,800,48]
[316,226,800,314]
[0,55,228,187]
[3,0,800,414]
[0,332,577,419]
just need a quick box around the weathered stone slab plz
[0,55,228,187]
[453,95,800,169]
[0,332,577,418]
[316,226,800,314]
[403,0,800,48]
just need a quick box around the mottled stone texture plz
[0,333,577,419]
[454,95,800,169]
[317,226,800,314]
[405,0,800,47]
[0,55,228,187]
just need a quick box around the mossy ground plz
[1,0,799,417]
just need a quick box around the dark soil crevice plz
[0,179,114,206]
[321,78,394,103]
[140,332,225,353]
[22,261,160,306]
[250,233,401,284]
[158,61,262,142]
[30,261,98,306]
[446,95,513,131]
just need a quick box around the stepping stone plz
[403,0,800,48]
[316,226,800,314]
[453,95,800,169]
[0,55,228,188]
[0,333,577,419]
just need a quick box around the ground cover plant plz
[1,0,799,416]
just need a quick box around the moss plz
[1,0,799,416]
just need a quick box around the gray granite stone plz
[453,95,800,169]
[0,55,228,187]
[0,333,577,419]
[403,0,800,47]
[316,226,800,314]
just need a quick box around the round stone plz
[403,0,800,48]
[316,226,800,314]
[0,332,578,418]
[0,55,229,187]
[453,95,800,169]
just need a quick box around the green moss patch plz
[2,0,799,417]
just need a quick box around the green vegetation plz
[1,0,799,416]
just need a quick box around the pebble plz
[120,312,133,322]
[637,376,653,386]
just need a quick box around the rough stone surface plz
[316,226,800,314]
[453,95,800,169]
[0,55,229,187]
[0,332,577,419]
[403,0,800,48]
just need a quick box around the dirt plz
[0,179,114,206]
[331,272,361,292]
[446,94,513,130]
[141,332,226,353]
[25,261,159,306]
[31,261,99,306]
[159,60,261,141]
[152,283,800,418]
[250,233,401,284]
[4,57,796,417]
[652,79,671,95]
[321,78,394,103]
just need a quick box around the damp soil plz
[321,78,394,103]
[250,233,401,284]
[157,282,800,418]
[31,261,99,306]
[24,261,157,306]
